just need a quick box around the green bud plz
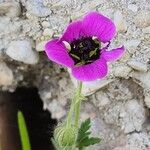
[54,124,78,146]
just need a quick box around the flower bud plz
[54,124,78,146]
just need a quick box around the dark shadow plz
[0,87,57,150]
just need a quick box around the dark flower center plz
[69,37,101,66]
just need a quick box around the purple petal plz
[72,58,108,81]
[45,39,74,67]
[82,12,116,43]
[101,46,125,62]
[60,21,83,43]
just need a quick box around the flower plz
[45,12,125,81]
[54,124,77,146]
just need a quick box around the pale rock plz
[69,69,114,96]
[0,16,21,35]
[47,100,66,119]
[127,132,150,150]
[94,92,111,109]
[42,21,50,28]
[82,79,114,96]
[125,39,141,53]
[120,100,145,133]
[26,13,38,20]
[119,51,131,62]
[104,103,121,125]
[0,2,21,17]
[144,93,150,108]
[26,0,52,17]
[36,40,48,51]
[40,91,52,101]
[70,72,114,96]
[125,40,141,48]
[114,65,132,78]
[114,11,127,32]
[134,10,150,28]
[42,28,54,37]
[132,71,150,89]
[6,40,39,64]
[71,0,106,20]
[0,40,3,58]
[127,60,147,72]
[142,26,150,34]
[113,146,141,150]
[128,4,138,12]
[0,62,14,86]
[0,17,10,34]
[0,17,21,35]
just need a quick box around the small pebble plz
[128,4,138,12]
[6,40,39,64]
[43,28,54,37]
[114,65,132,78]
[114,11,127,32]
[134,10,150,28]
[127,60,147,72]
[142,26,150,34]
[42,21,50,28]
[26,0,52,17]
[125,39,141,54]
[132,71,150,89]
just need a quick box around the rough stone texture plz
[6,40,39,64]
[0,1,21,17]
[0,0,150,150]
[0,62,14,86]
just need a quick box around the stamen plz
[69,37,101,66]
[89,49,98,57]
[70,54,80,60]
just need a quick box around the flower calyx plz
[54,124,78,147]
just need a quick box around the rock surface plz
[127,60,147,72]
[24,0,52,17]
[134,10,150,28]
[0,62,14,86]
[6,40,39,64]
[0,2,21,17]
[114,11,127,32]
[36,40,48,52]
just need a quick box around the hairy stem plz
[66,81,83,128]
[74,81,83,128]
[66,96,75,127]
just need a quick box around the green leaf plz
[76,118,101,150]
[17,111,31,150]
[77,118,91,141]
[81,137,101,147]
[79,118,91,135]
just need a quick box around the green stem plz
[66,81,83,128]
[74,81,83,128]
[66,96,75,127]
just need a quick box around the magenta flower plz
[45,12,125,81]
